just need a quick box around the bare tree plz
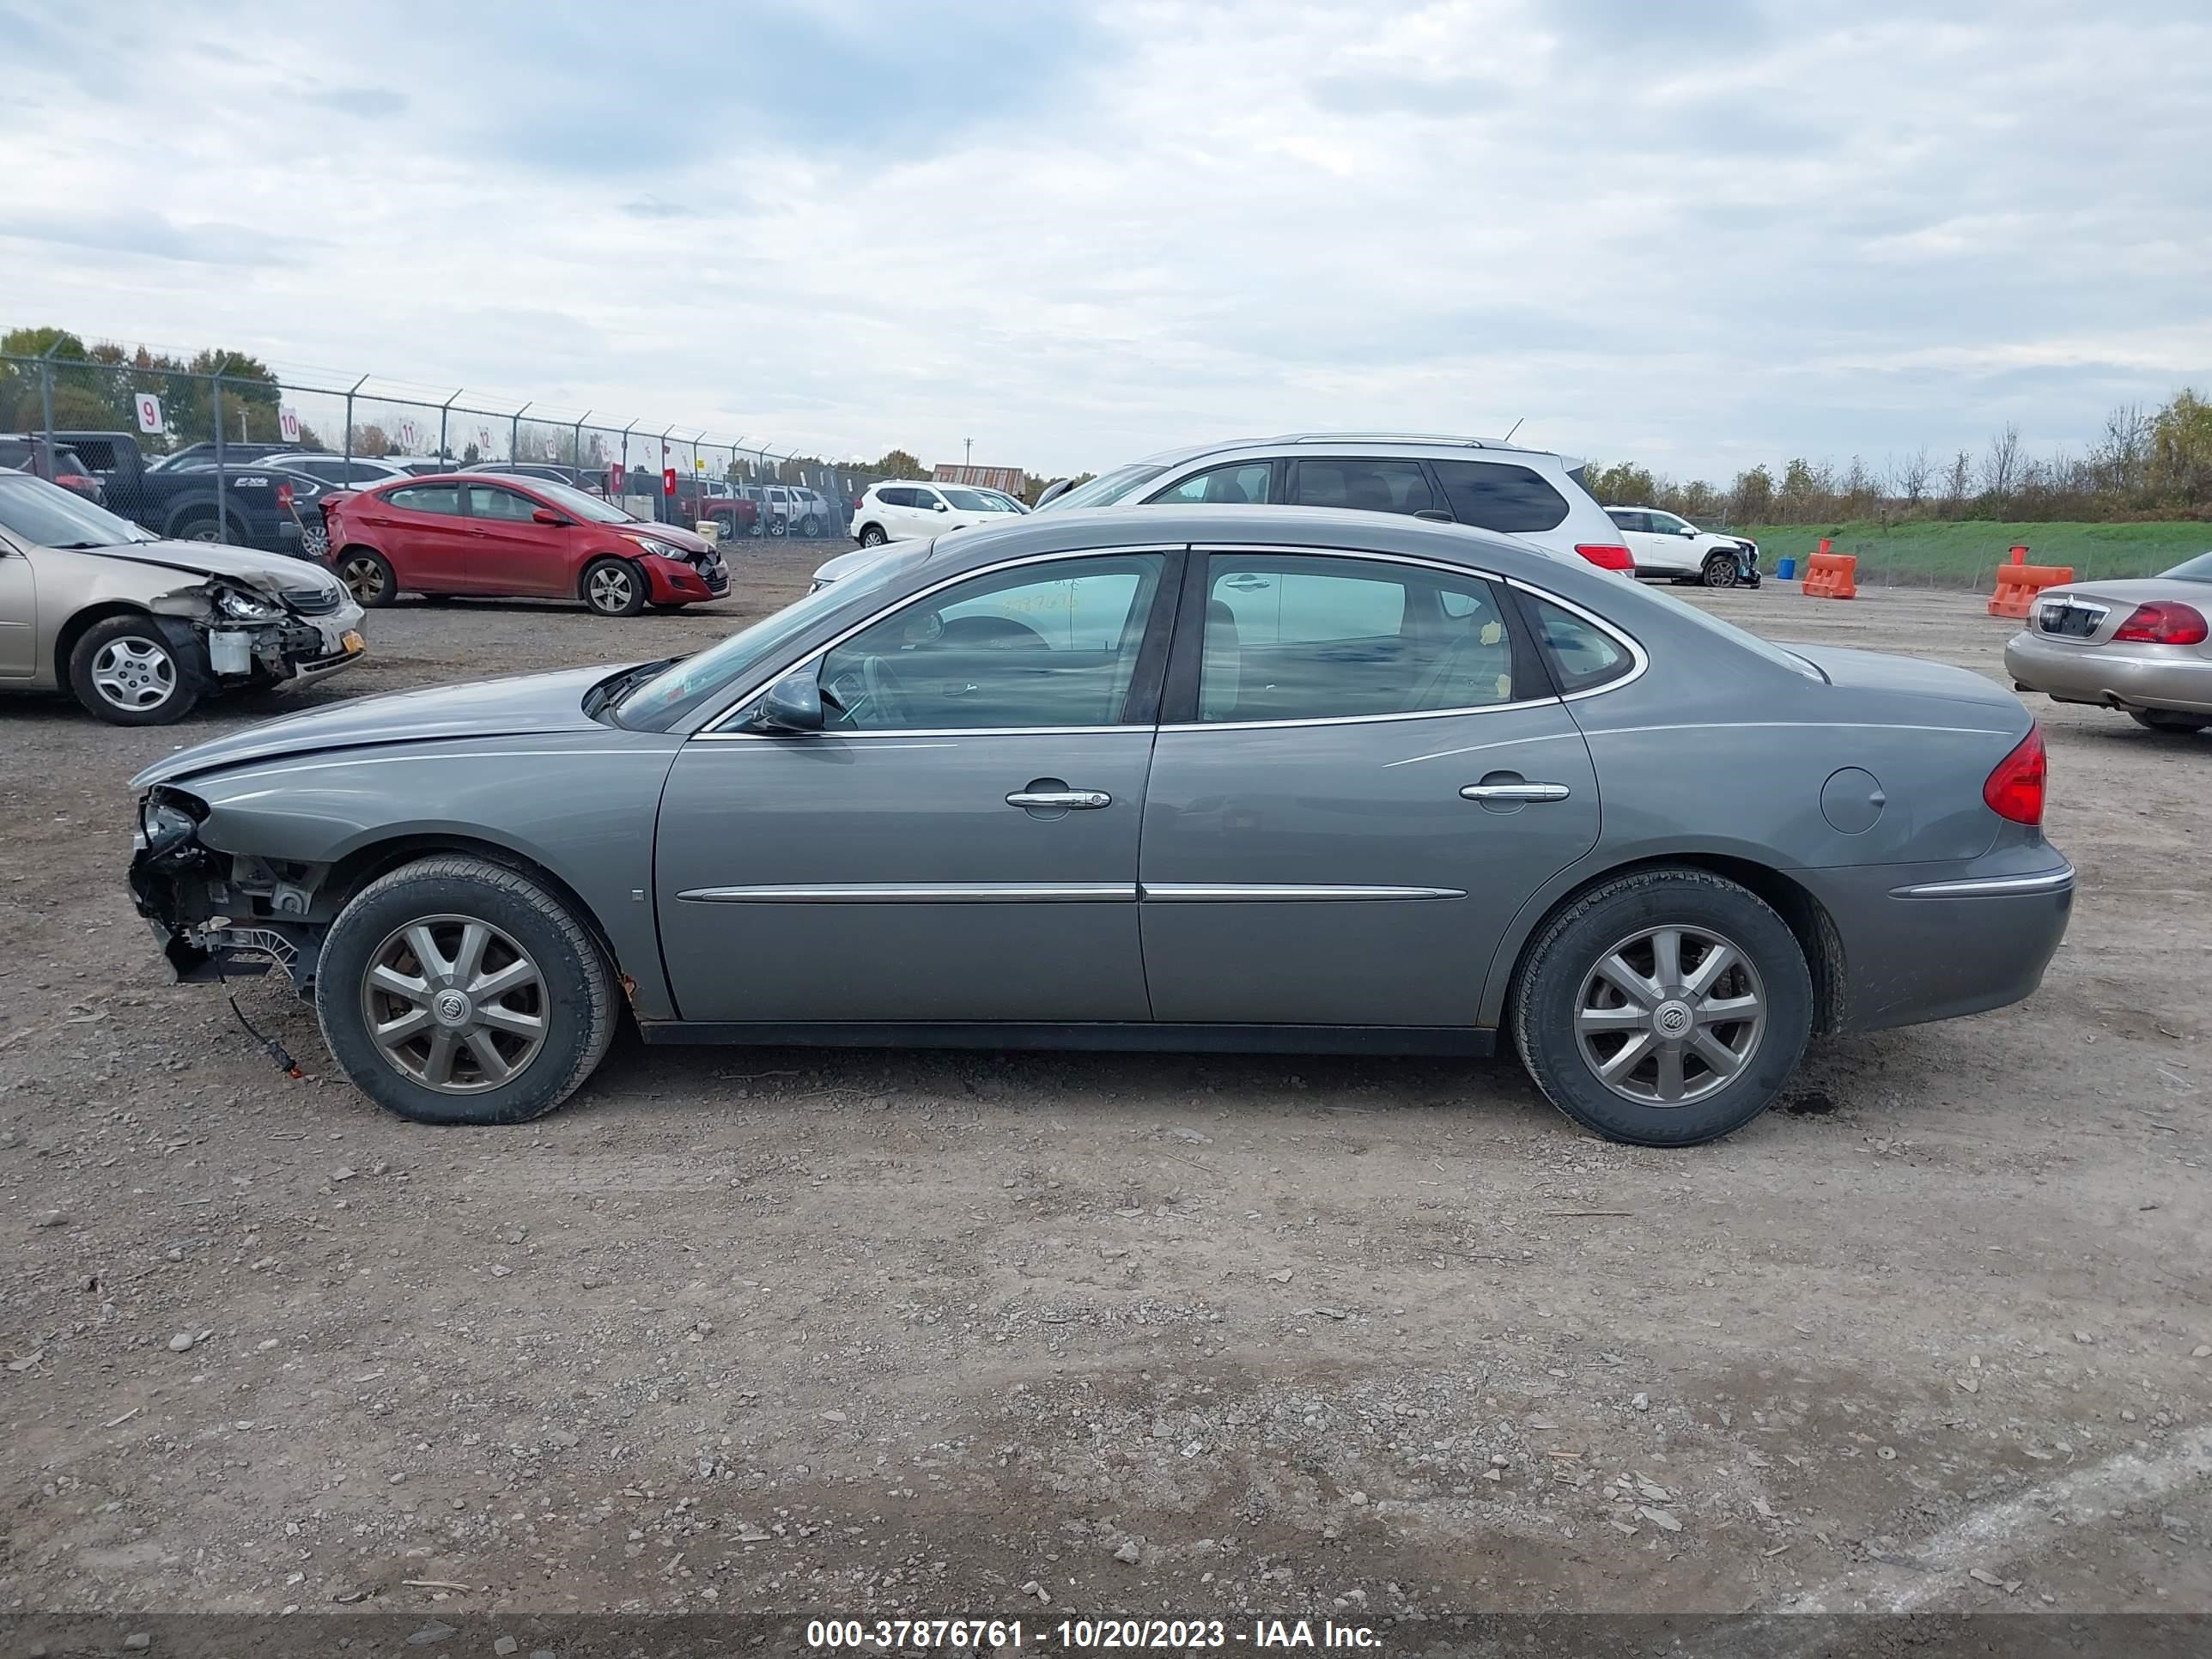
[2092,402,2151,500]
[1943,450,1974,513]
[1892,447,1932,506]
[1981,422,2023,504]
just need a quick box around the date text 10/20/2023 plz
[804,1617,1385,1650]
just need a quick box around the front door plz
[463,483,568,596]
[1139,549,1601,1028]
[0,546,35,679]
[654,550,1177,1024]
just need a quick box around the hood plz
[84,537,337,593]
[623,520,714,556]
[1778,643,2026,714]
[131,662,628,789]
[811,544,899,585]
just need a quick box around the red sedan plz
[321,473,731,616]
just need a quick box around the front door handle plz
[1461,781,1571,803]
[1006,788,1112,810]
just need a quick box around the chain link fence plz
[1,350,880,556]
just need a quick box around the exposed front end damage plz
[145,571,366,694]
[129,789,330,988]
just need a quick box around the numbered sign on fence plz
[398,421,418,453]
[135,394,164,435]
[279,405,301,444]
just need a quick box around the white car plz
[757,484,831,538]
[1604,506,1761,588]
[848,480,1015,547]
[1029,434,1638,574]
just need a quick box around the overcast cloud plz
[1,0,2206,478]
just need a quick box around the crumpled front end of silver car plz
[127,788,325,986]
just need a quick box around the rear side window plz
[1528,596,1633,694]
[1431,460,1569,532]
[1290,459,1435,516]
[386,484,462,515]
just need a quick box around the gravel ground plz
[3,548,2208,1631]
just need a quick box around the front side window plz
[1432,460,1570,533]
[1149,462,1272,505]
[1646,511,1690,534]
[1290,459,1435,516]
[817,555,1164,732]
[466,484,541,521]
[1198,555,1519,722]
[387,483,463,516]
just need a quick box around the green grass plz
[1736,520,2212,590]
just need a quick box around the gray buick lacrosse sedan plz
[131,507,2072,1146]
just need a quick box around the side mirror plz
[532,507,570,526]
[1680,525,1698,537]
[749,667,823,732]
[933,501,949,512]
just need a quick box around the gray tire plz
[2130,709,2208,734]
[860,524,887,548]
[1702,553,1741,588]
[316,856,617,1127]
[1510,866,1812,1147]
[68,614,200,726]
[580,556,647,617]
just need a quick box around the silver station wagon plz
[131,507,2073,1146]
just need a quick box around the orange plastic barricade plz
[1801,549,1857,599]
[1988,547,2074,619]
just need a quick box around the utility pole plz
[963,436,974,467]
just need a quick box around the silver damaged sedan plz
[130,507,2075,1146]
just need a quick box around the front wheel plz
[69,616,199,726]
[580,556,647,617]
[1702,554,1741,588]
[1510,867,1813,1147]
[315,856,618,1126]
[2130,709,2209,734]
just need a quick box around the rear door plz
[464,483,568,596]
[364,483,475,589]
[1286,458,1448,522]
[1139,547,1601,1029]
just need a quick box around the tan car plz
[2003,550,2212,734]
[0,467,367,726]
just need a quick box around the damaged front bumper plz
[128,799,321,987]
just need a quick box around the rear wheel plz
[68,615,199,726]
[337,548,397,607]
[1510,867,1813,1147]
[173,510,224,544]
[2130,709,2209,734]
[316,856,617,1126]
[580,556,647,617]
[859,524,887,548]
[1702,553,1741,588]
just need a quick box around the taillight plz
[1983,726,2047,826]
[1573,543,1635,572]
[2112,600,2209,645]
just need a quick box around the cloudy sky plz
[3,0,2207,480]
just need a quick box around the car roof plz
[1131,432,1577,469]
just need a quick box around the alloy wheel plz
[1572,925,1766,1107]
[587,564,635,612]
[89,635,177,712]
[359,915,549,1094]
[340,555,387,604]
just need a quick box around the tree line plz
[1583,391,2212,526]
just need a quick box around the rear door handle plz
[1461,782,1571,803]
[1006,789,1111,810]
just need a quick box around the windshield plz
[939,487,997,511]
[1034,464,1168,513]
[524,478,633,523]
[1637,581,1824,679]
[0,471,156,547]
[614,545,927,727]
[2160,551,2212,582]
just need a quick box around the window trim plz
[1155,546,1647,732]
[692,545,1189,739]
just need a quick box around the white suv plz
[1028,434,1635,573]
[1604,506,1761,588]
[848,480,1024,547]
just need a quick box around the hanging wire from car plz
[213,957,304,1079]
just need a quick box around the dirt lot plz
[3,547,2208,1634]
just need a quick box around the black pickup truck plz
[6,430,330,559]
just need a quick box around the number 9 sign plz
[135,393,165,435]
